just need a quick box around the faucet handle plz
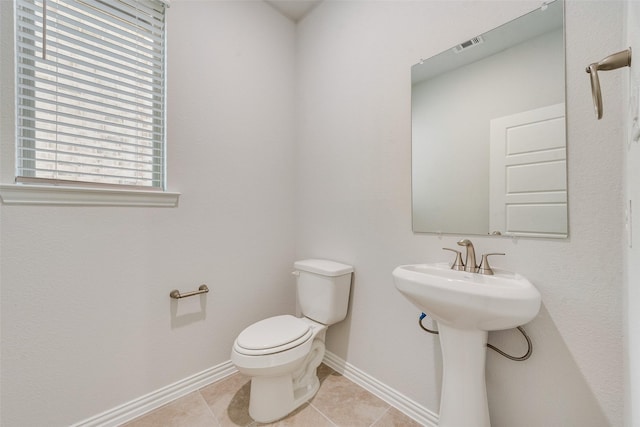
[478,253,505,275]
[442,248,465,271]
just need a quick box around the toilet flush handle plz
[291,271,300,277]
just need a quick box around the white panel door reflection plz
[490,103,567,237]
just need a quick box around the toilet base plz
[248,373,320,423]
[248,340,325,423]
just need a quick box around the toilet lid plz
[236,315,312,353]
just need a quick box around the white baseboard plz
[70,361,237,427]
[71,353,437,427]
[322,351,439,427]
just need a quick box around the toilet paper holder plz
[170,284,209,299]
[586,47,632,120]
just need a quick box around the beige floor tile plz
[316,363,335,381]
[257,402,335,427]
[199,373,254,427]
[310,372,389,426]
[121,392,218,427]
[372,407,423,427]
[122,364,422,427]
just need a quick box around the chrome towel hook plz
[586,48,632,120]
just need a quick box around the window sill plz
[0,184,180,207]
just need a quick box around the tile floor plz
[123,364,422,427]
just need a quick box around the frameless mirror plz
[411,0,567,238]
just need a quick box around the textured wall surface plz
[0,1,297,425]
[0,1,630,426]
[626,1,640,426]
[295,1,624,426]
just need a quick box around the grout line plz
[123,362,418,427]
[195,390,222,427]
[308,402,339,426]
[369,406,391,427]
[323,351,437,426]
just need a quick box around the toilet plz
[231,259,353,423]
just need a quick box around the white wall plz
[0,1,630,426]
[0,1,297,425]
[296,1,624,426]
[626,0,640,425]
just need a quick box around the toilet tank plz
[294,259,353,325]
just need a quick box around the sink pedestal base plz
[438,324,490,427]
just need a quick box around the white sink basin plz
[393,262,541,331]
[393,262,541,427]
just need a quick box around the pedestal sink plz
[392,263,541,427]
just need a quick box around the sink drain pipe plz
[418,312,533,362]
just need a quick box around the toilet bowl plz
[232,315,327,421]
[230,259,353,423]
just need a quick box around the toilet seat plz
[234,315,313,356]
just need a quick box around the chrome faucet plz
[457,239,478,273]
[443,239,505,275]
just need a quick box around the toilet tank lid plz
[294,259,353,276]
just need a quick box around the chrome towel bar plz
[170,284,209,299]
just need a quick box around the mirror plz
[411,0,567,238]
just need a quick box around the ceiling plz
[264,0,322,22]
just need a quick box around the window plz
[15,0,168,190]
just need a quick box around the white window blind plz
[15,0,167,190]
